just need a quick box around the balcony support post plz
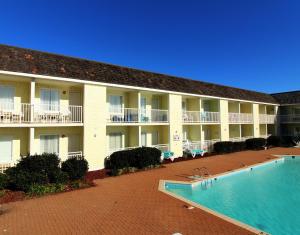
[29,127,35,155]
[220,99,229,141]
[30,78,35,122]
[138,92,141,122]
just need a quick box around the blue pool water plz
[165,157,300,235]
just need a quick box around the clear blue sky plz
[1,0,299,93]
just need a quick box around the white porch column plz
[29,127,35,155]
[30,78,35,122]
[220,99,229,141]
[138,125,142,147]
[275,105,280,136]
[168,94,183,157]
[253,103,260,137]
[138,91,141,122]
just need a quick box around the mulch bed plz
[0,190,26,204]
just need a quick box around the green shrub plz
[61,157,89,180]
[28,183,66,196]
[280,136,296,147]
[232,141,247,152]
[0,173,7,190]
[214,141,247,154]
[245,138,266,150]
[5,153,67,192]
[214,141,234,154]
[106,147,161,175]
[267,136,281,147]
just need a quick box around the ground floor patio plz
[1,147,300,235]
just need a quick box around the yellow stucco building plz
[0,45,298,171]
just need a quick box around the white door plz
[0,136,12,163]
[109,95,123,113]
[140,97,147,121]
[69,91,82,106]
[40,135,59,154]
[0,86,14,110]
[40,89,59,111]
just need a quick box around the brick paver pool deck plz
[1,148,300,235]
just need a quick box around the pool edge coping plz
[158,157,291,235]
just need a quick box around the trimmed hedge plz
[5,153,68,192]
[106,147,161,175]
[267,135,281,147]
[245,138,266,150]
[61,157,89,180]
[214,141,234,154]
[214,141,246,154]
[280,136,297,147]
[0,173,7,190]
[233,141,247,152]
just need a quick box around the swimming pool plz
[163,157,300,235]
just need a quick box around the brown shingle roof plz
[271,90,300,105]
[0,44,278,104]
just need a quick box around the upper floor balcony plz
[279,114,300,123]
[182,111,220,123]
[229,113,253,124]
[107,89,169,124]
[259,104,276,124]
[0,103,83,124]
[0,74,83,126]
[182,97,220,123]
[259,114,277,124]
[228,101,253,124]
[107,107,168,123]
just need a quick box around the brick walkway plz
[1,148,300,235]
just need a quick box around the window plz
[109,95,123,113]
[152,131,159,145]
[141,132,147,146]
[109,133,123,151]
[40,135,59,154]
[40,89,59,111]
[0,136,12,163]
[0,86,14,110]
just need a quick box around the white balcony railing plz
[229,136,253,142]
[183,139,220,153]
[0,103,83,124]
[108,108,169,123]
[0,103,32,123]
[182,111,201,123]
[68,151,83,159]
[200,112,220,123]
[152,144,169,152]
[33,104,83,123]
[279,115,300,123]
[201,139,220,152]
[229,113,253,123]
[182,111,220,123]
[259,114,276,124]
